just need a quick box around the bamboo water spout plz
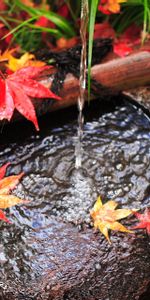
[35,51,150,114]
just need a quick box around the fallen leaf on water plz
[0,66,61,130]
[90,196,133,243]
[132,208,150,234]
[0,163,28,223]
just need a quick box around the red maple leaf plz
[114,42,133,57]
[113,24,141,57]
[0,66,61,130]
[0,162,10,180]
[58,3,70,18]
[132,208,150,234]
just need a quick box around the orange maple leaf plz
[0,48,16,63]
[99,0,126,15]
[0,163,29,223]
[90,196,134,243]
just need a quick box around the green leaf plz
[88,0,99,98]
[2,17,38,40]
[15,0,75,37]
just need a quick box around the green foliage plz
[1,0,150,82]
[3,0,76,51]
[111,0,150,38]
[87,0,150,96]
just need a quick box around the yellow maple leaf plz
[6,52,45,72]
[90,196,134,243]
[0,49,16,63]
[0,50,46,72]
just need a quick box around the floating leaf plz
[132,208,150,234]
[90,196,133,243]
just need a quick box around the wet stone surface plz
[0,95,150,299]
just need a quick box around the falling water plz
[75,0,89,169]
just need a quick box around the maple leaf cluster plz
[90,196,150,243]
[0,163,28,223]
[0,65,61,130]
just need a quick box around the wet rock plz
[1,220,150,300]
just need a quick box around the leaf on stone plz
[90,196,133,243]
[132,208,150,234]
[0,195,29,209]
[0,163,28,223]
[0,172,24,194]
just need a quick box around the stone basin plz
[0,94,150,299]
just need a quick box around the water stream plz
[75,0,89,169]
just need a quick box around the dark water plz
[0,95,150,298]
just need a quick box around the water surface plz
[0,95,150,296]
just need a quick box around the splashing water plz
[75,0,89,169]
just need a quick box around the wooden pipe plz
[36,51,150,114]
